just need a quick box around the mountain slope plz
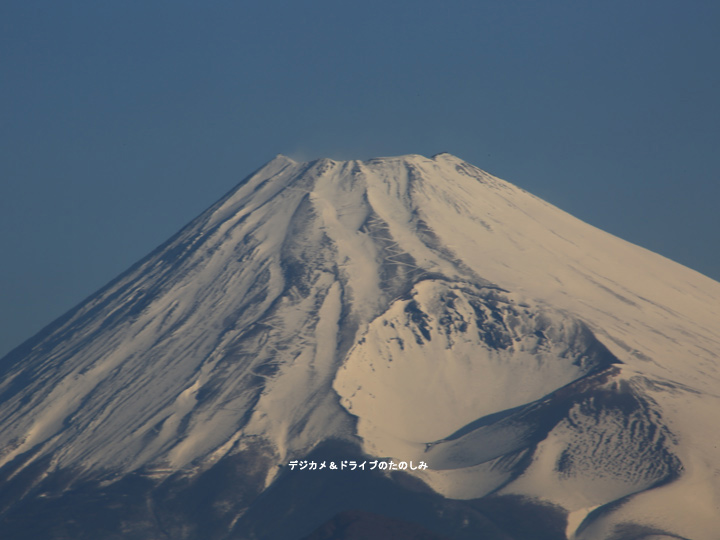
[1,153,719,539]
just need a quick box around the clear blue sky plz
[1,1,719,358]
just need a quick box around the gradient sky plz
[1,1,719,358]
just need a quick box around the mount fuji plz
[1,153,719,539]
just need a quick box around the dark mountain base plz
[300,510,453,540]
[0,439,567,540]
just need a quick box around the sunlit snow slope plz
[1,153,719,539]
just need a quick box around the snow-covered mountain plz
[1,153,719,539]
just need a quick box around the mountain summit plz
[1,154,719,539]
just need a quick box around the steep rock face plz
[0,153,719,539]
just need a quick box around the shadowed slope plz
[0,153,719,539]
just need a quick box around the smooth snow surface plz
[1,153,720,538]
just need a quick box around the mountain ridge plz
[1,153,719,539]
